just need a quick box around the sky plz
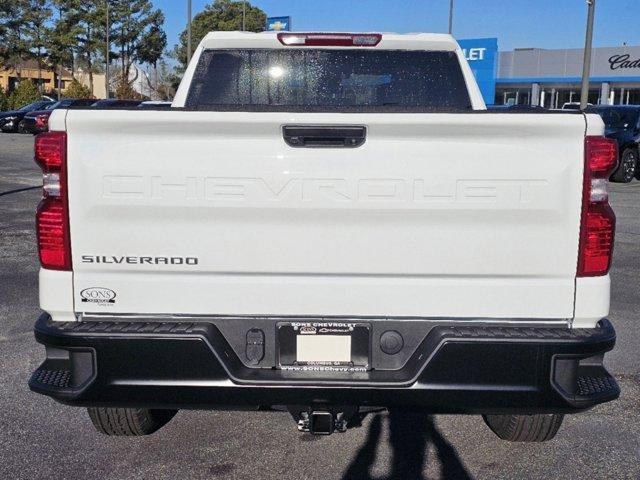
[154,0,640,54]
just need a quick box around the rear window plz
[186,49,472,112]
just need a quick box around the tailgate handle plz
[282,125,366,148]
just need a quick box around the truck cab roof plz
[198,31,460,51]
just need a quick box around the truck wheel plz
[482,414,564,442]
[611,148,637,183]
[87,407,177,436]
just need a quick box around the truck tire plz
[611,148,637,183]
[87,407,177,436]
[482,413,564,442]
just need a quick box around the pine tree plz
[8,79,40,109]
[23,0,53,93]
[0,3,15,65]
[138,9,166,97]
[0,1,31,78]
[49,0,78,98]
[70,1,107,95]
[63,78,92,98]
[110,0,166,86]
[0,2,20,66]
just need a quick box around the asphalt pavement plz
[1,133,639,480]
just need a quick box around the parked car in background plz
[138,100,173,109]
[90,99,142,109]
[562,102,594,110]
[587,105,640,183]
[21,98,96,134]
[0,100,55,133]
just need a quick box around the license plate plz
[277,322,370,371]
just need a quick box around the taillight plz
[277,33,382,47]
[34,130,66,171]
[35,112,51,129]
[578,136,618,276]
[34,131,71,270]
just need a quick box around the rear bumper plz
[29,313,619,414]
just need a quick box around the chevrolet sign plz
[266,16,291,31]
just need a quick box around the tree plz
[172,0,266,71]
[0,3,18,65]
[113,73,140,99]
[48,0,78,99]
[0,1,31,77]
[137,9,167,73]
[22,0,53,92]
[1,1,54,89]
[70,0,107,95]
[0,2,20,65]
[109,0,167,86]
[8,80,40,109]
[150,58,176,100]
[63,78,92,98]
[1,0,168,100]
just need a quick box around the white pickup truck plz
[29,31,620,441]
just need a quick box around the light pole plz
[242,1,246,31]
[187,0,192,63]
[448,0,454,34]
[580,0,596,109]
[105,0,110,99]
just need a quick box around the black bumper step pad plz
[32,368,71,389]
[577,375,619,397]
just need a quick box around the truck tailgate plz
[65,110,585,319]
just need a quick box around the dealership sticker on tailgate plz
[80,287,116,305]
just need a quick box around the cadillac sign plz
[609,54,640,70]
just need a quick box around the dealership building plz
[461,39,640,107]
